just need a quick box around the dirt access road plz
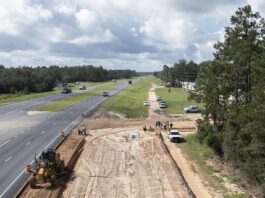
[63,128,191,198]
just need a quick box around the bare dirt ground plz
[63,128,191,198]
[61,84,199,198]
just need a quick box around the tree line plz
[158,5,265,193]
[0,65,137,94]
[195,5,265,193]
[155,59,199,86]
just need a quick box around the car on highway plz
[184,105,201,113]
[168,129,183,142]
[143,101,150,106]
[102,91,109,97]
[79,85,86,90]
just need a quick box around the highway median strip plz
[35,83,121,112]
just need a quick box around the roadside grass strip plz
[155,87,204,114]
[178,134,246,197]
[36,83,119,112]
[102,77,160,118]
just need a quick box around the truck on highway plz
[61,86,72,94]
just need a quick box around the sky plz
[0,0,265,71]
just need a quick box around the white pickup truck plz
[168,129,183,142]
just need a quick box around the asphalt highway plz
[0,84,109,144]
[0,80,137,198]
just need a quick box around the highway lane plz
[0,83,110,144]
[0,80,137,198]
[0,83,108,116]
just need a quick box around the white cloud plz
[75,9,99,31]
[140,17,198,51]
[0,1,52,35]
[1,0,265,71]
[70,29,115,45]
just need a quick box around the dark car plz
[102,92,109,97]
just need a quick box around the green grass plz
[0,89,60,105]
[177,134,226,190]
[0,81,112,105]
[102,76,160,118]
[36,83,119,112]
[178,134,247,195]
[155,87,204,114]
[227,176,239,184]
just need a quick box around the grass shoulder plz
[102,76,160,118]
[177,134,246,197]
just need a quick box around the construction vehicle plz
[27,149,66,188]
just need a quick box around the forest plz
[0,65,137,94]
[159,5,265,192]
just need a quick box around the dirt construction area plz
[19,84,214,198]
[63,127,191,198]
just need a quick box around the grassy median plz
[36,83,119,112]
[155,87,204,114]
[101,76,160,118]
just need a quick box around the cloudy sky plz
[0,0,265,71]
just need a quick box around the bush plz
[196,119,223,155]
[9,87,16,94]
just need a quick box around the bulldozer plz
[27,149,66,188]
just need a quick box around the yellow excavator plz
[27,149,66,188]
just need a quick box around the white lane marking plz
[5,155,13,162]
[0,140,10,147]
[41,130,46,134]
[26,141,31,146]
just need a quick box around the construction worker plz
[170,123,173,129]
[82,126,87,136]
[78,126,82,135]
